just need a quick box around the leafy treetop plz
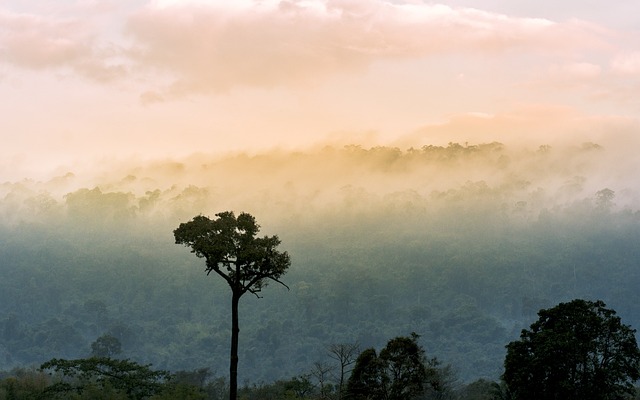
[173,211,290,297]
[504,299,640,400]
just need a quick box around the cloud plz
[0,11,87,68]
[610,52,640,75]
[124,0,607,95]
[0,0,615,94]
[0,8,127,82]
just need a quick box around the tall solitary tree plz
[174,211,291,400]
[503,299,640,400]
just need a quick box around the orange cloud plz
[124,0,607,95]
[0,11,87,68]
[0,8,127,82]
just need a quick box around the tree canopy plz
[346,333,448,400]
[41,357,170,400]
[503,299,640,400]
[174,212,290,298]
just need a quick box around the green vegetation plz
[40,357,171,399]
[346,333,453,400]
[504,299,640,400]
[1,143,640,397]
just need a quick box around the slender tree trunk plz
[230,291,240,400]
[338,364,344,400]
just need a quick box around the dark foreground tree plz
[379,333,429,399]
[503,299,640,400]
[346,348,387,399]
[346,333,448,400]
[174,211,291,400]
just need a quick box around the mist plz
[2,0,640,391]
[2,138,640,382]
[2,134,638,226]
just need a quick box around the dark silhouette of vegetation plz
[346,348,387,399]
[328,342,359,399]
[503,299,640,400]
[0,367,49,399]
[174,211,291,400]
[346,333,450,400]
[2,323,640,399]
[40,357,171,399]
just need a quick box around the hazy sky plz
[1,0,640,179]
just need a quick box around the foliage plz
[503,299,640,400]
[40,357,170,400]
[0,367,49,399]
[346,348,387,399]
[379,333,429,399]
[174,212,291,298]
[2,143,640,385]
[346,333,449,400]
[174,211,291,400]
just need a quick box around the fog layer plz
[1,140,639,382]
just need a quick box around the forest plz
[1,142,640,397]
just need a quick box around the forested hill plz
[1,142,639,382]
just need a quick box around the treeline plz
[0,333,463,399]
[0,142,629,227]
[1,143,639,384]
[0,356,491,399]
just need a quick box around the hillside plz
[1,142,639,383]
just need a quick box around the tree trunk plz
[338,364,344,400]
[230,291,240,400]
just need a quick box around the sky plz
[1,0,640,180]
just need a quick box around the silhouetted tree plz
[379,333,429,400]
[174,211,291,400]
[328,342,359,399]
[346,333,434,400]
[345,348,386,400]
[503,299,640,400]
[310,361,335,399]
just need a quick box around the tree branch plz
[206,264,233,287]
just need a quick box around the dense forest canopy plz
[1,142,639,383]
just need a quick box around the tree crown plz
[503,299,640,400]
[174,211,291,296]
